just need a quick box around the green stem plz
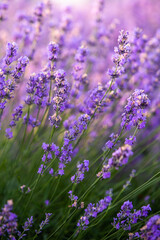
[21,106,30,148]
[27,106,41,147]
[24,174,41,213]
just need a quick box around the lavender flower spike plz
[121,89,150,130]
[112,200,151,231]
[77,190,112,231]
[71,160,89,183]
[48,41,59,62]
[35,213,52,235]
[99,144,133,179]
[0,200,18,238]
[4,42,18,66]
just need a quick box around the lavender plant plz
[0,0,160,239]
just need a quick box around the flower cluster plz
[125,136,136,146]
[58,114,90,175]
[58,138,73,175]
[38,142,60,176]
[99,144,133,179]
[77,190,112,231]
[121,89,150,130]
[3,42,18,66]
[48,42,59,62]
[64,114,91,141]
[0,200,18,239]
[68,190,78,208]
[5,127,13,139]
[5,104,24,139]
[140,214,160,239]
[0,0,160,239]
[71,45,88,98]
[0,70,14,110]
[13,56,29,81]
[23,114,40,128]
[9,105,23,127]
[108,30,131,78]
[49,69,69,127]
[25,72,49,107]
[0,1,9,21]
[0,43,28,112]
[129,214,160,239]
[103,133,120,150]
[113,200,151,231]
[18,216,33,239]
[35,213,52,235]
[82,83,111,116]
[71,160,89,183]
[48,42,59,71]
[34,2,45,23]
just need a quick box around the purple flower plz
[125,136,136,146]
[22,216,33,232]
[108,30,130,78]
[35,213,52,235]
[75,45,88,63]
[140,215,160,239]
[71,44,88,98]
[0,200,18,238]
[9,105,23,128]
[4,42,18,65]
[37,164,45,175]
[25,72,49,107]
[13,56,29,80]
[49,69,69,128]
[5,128,13,139]
[103,133,120,151]
[68,191,78,207]
[45,200,50,206]
[99,144,133,179]
[34,2,45,21]
[23,114,40,128]
[106,140,114,149]
[71,160,89,184]
[83,83,109,116]
[38,142,59,176]
[48,42,59,62]
[77,190,112,231]
[0,2,8,11]
[49,168,54,176]
[121,89,150,130]
[112,201,151,231]
[0,68,18,110]
[58,114,90,175]
[141,204,151,217]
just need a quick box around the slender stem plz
[101,227,115,240]
[47,209,77,239]
[51,176,61,201]
[21,106,30,147]
[49,126,55,143]
[27,106,41,146]
[42,176,62,217]
[24,174,41,213]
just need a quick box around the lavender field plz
[0,0,160,239]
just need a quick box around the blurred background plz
[14,0,160,36]
[53,0,88,8]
